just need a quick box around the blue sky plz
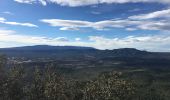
[0,0,170,51]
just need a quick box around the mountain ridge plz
[0,45,147,52]
[0,45,151,58]
[0,45,97,51]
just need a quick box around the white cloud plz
[40,18,126,30]
[40,19,91,30]
[0,29,68,45]
[0,17,38,27]
[14,0,36,4]
[14,0,170,7]
[14,1,170,31]
[0,17,6,21]
[53,37,69,42]
[40,18,170,31]
[126,28,137,31]
[88,34,170,52]
[2,11,14,15]
[129,9,170,20]
[137,21,170,31]
[41,19,91,27]
[39,0,47,6]
[0,29,91,49]
[40,8,170,31]
[75,38,81,41]
[127,9,170,31]
[60,27,79,31]
[1,29,170,52]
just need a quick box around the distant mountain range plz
[0,45,97,58]
[0,45,169,59]
[1,45,170,68]
[0,45,96,51]
[0,45,147,52]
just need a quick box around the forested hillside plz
[1,55,170,100]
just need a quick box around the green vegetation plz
[1,55,170,100]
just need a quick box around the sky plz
[0,0,170,52]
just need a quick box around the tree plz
[0,54,7,99]
[83,71,135,100]
[4,66,25,100]
[0,54,7,77]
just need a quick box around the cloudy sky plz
[0,0,170,51]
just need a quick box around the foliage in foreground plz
[0,55,169,100]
